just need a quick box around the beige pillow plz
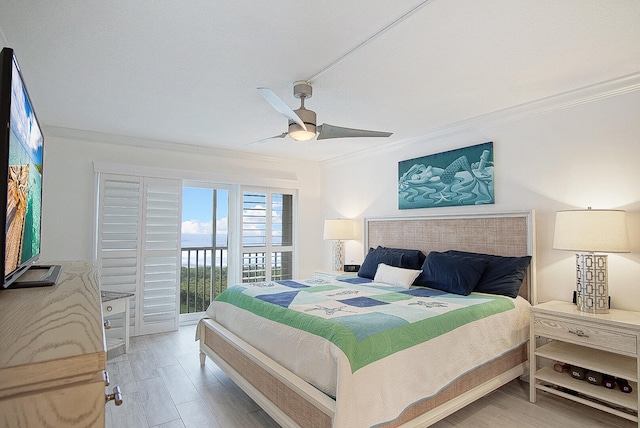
[373,263,422,289]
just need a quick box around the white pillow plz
[373,263,422,289]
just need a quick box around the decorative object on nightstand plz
[553,207,630,314]
[343,264,360,273]
[323,219,356,271]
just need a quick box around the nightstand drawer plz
[102,297,126,315]
[534,316,636,355]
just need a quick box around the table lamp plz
[323,219,356,271]
[553,208,630,313]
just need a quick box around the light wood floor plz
[105,324,636,428]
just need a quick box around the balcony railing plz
[241,251,293,283]
[181,247,293,314]
[181,246,227,314]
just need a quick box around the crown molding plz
[325,72,640,166]
[42,72,640,168]
[42,125,306,165]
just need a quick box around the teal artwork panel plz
[398,142,494,209]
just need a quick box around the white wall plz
[39,86,640,312]
[40,136,324,279]
[321,89,640,311]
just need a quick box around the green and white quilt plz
[215,276,515,372]
[207,276,530,427]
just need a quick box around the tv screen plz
[0,47,57,288]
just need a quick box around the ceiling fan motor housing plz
[289,107,317,135]
[293,81,312,99]
[289,81,317,138]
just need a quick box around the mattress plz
[204,276,530,427]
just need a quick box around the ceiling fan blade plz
[245,132,288,146]
[316,124,393,140]
[257,87,307,131]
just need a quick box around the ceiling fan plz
[249,81,392,145]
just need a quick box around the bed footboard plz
[199,318,527,428]
[380,345,527,427]
[199,318,335,428]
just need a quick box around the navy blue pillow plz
[414,251,488,295]
[383,247,425,270]
[358,246,425,279]
[446,250,531,298]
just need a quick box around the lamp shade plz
[553,209,630,253]
[323,219,356,241]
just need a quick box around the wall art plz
[398,141,494,209]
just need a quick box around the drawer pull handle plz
[106,305,113,312]
[569,329,589,338]
[106,386,123,406]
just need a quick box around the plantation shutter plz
[97,173,181,336]
[139,178,181,334]
[241,188,295,282]
[97,174,142,336]
[241,191,268,281]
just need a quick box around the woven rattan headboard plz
[365,211,536,303]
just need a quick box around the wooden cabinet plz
[530,300,640,426]
[0,261,110,427]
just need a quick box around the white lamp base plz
[331,240,345,271]
[575,253,609,314]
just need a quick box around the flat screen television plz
[0,47,60,289]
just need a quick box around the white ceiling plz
[2,0,639,162]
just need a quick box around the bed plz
[198,211,536,427]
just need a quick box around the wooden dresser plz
[0,261,111,427]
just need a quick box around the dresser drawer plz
[533,315,637,355]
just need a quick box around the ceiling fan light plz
[288,123,316,141]
[289,130,316,141]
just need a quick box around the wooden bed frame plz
[199,211,536,427]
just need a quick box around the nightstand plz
[314,270,357,281]
[529,300,640,425]
[101,290,134,355]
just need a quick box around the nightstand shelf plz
[536,365,638,411]
[530,300,640,425]
[536,341,637,382]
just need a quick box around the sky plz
[180,188,286,268]
[11,58,43,165]
[181,187,283,249]
[181,187,228,247]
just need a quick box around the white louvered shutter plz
[97,174,142,335]
[97,174,181,336]
[139,178,181,335]
[241,188,295,282]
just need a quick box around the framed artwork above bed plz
[398,141,494,209]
